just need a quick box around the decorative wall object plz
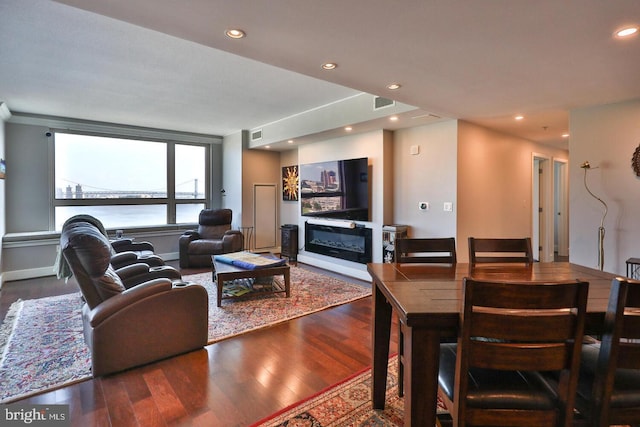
[632,143,640,177]
[0,158,5,179]
[282,165,299,201]
[580,161,608,271]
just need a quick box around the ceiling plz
[1,0,639,151]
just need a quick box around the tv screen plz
[300,157,369,221]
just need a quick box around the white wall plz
[392,120,458,240]
[0,112,6,280]
[569,99,640,275]
[457,121,568,262]
[222,131,244,228]
[296,130,391,279]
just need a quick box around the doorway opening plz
[553,159,569,261]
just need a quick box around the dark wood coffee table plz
[212,255,290,307]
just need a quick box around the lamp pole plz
[580,161,608,271]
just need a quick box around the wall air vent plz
[251,129,263,141]
[373,96,395,110]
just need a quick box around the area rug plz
[0,266,370,403]
[249,355,450,427]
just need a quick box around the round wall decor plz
[633,144,640,177]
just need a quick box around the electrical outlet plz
[443,202,453,212]
[419,202,429,211]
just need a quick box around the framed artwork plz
[282,165,299,201]
[0,158,5,179]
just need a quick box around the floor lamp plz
[580,161,608,271]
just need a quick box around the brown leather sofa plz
[60,220,209,377]
[179,209,244,268]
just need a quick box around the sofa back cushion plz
[198,209,232,240]
[61,221,122,308]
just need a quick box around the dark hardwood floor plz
[0,262,396,427]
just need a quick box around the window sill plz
[2,223,198,248]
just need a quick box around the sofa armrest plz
[85,282,209,376]
[111,238,155,253]
[222,230,244,252]
[116,263,182,288]
[179,230,200,268]
[111,251,165,270]
[110,251,139,270]
[178,230,200,248]
[88,278,173,326]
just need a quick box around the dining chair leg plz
[398,319,404,397]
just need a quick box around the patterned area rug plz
[0,266,370,403]
[250,355,450,427]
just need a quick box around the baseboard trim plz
[297,254,371,281]
[2,266,56,283]
[0,252,180,286]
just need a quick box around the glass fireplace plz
[304,222,372,264]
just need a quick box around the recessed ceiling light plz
[225,29,246,39]
[515,115,524,121]
[322,63,337,70]
[265,145,271,149]
[562,133,570,138]
[288,140,294,144]
[387,83,401,90]
[389,116,399,121]
[614,26,639,38]
[345,126,353,131]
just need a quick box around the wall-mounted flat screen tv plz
[300,157,369,221]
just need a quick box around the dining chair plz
[394,237,457,397]
[571,277,640,426]
[395,237,457,264]
[468,237,533,265]
[438,277,589,427]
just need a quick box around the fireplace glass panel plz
[305,222,372,264]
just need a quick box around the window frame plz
[50,129,211,230]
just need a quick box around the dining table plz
[368,261,618,427]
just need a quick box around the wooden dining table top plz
[367,261,618,333]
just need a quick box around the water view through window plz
[53,132,208,229]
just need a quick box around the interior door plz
[533,155,552,262]
[253,184,277,251]
[554,160,569,257]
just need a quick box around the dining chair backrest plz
[394,237,456,264]
[468,237,533,265]
[577,277,640,426]
[449,278,588,426]
[394,237,456,398]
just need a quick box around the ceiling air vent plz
[373,96,395,110]
[251,129,263,141]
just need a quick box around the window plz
[53,131,209,230]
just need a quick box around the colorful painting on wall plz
[282,165,299,201]
[0,158,5,179]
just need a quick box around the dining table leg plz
[372,279,392,409]
[403,325,440,427]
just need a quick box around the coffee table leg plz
[216,273,223,307]
[284,268,291,298]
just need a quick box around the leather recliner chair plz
[179,209,244,268]
[60,220,209,377]
[61,214,165,270]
